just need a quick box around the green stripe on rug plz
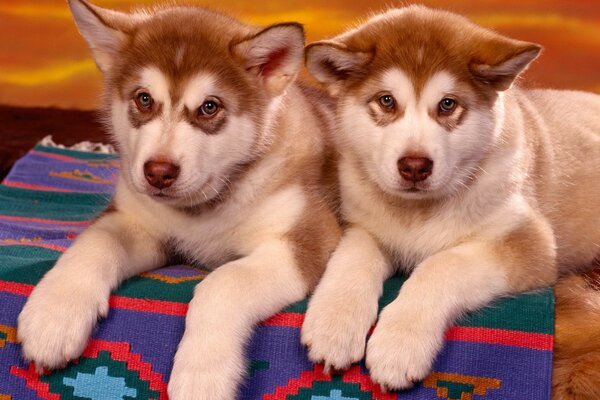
[0,186,109,221]
[0,246,58,283]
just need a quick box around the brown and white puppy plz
[300,5,600,392]
[17,1,340,398]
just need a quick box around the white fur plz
[366,241,508,390]
[169,240,306,399]
[302,227,392,371]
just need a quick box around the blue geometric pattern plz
[312,389,358,400]
[63,366,137,400]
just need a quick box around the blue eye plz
[439,98,457,113]
[378,94,395,109]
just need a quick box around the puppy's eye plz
[439,98,457,113]
[199,100,220,117]
[378,94,395,109]
[135,92,154,111]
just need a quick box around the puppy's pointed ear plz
[231,23,305,96]
[305,41,373,96]
[470,36,542,91]
[68,0,140,72]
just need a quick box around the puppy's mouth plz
[395,183,434,198]
[149,191,173,199]
[399,182,430,193]
[146,176,217,203]
[145,189,177,202]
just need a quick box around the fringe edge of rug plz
[39,135,116,154]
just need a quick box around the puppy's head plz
[69,0,304,208]
[306,6,541,200]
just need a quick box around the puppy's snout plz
[144,160,180,189]
[397,156,433,183]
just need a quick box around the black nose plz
[397,156,433,183]
[144,160,180,189]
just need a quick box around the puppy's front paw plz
[168,338,244,400]
[365,310,444,391]
[17,278,108,371]
[301,292,376,372]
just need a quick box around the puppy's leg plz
[301,227,393,371]
[18,211,165,371]
[366,219,557,390]
[168,239,309,400]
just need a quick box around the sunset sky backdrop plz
[1,0,599,109]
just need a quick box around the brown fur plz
[287,192,341,289]
[501,216,557,292]
[554,273,600,399]
[318,8,522,104]
[99,7,268,137]
[183,104,227,134]
[128,99,163,129]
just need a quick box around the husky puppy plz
[300,5,600,392]
[17,1,340,398]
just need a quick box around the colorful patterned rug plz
[0,145,553,399]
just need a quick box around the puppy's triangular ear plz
[470,36,542,91]
[305,41,373,96]
[68,0,140,72]
[231,23,305,96]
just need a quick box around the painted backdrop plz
[0,0,599,109]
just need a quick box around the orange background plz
[1,0,599,109]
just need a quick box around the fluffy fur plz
[301,5,600,394]
[17,1,340,399]
[554,271,600,399]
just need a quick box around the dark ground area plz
[0,105,107,179]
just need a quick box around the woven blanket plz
[0,145,553,400]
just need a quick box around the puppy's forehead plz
[112,7,255,100]
[345,6,478,96]
[378,69,456,105]
[138,67,170,103]
[125,66,247,116]
[181,73,218,108]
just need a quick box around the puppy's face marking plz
[340,68,498,199]
[112,61,260,206]
[113,67,260,208]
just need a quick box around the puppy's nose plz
[397,156,433,183]
[144,160,180,189]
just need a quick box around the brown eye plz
[199,100,220,117]
[439,98,457,113]
[135,92,153,111]
[379,94,395,109]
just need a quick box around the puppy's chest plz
[145,184,308,269]
[346,195,473,269]
[168,215,240,269]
